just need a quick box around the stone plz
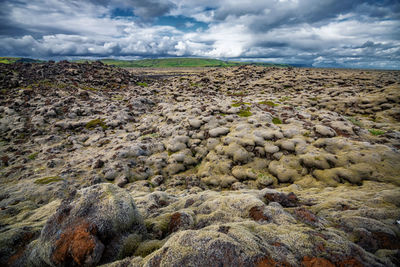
[209,127,230,137]
[188,119,202,129]
[264,143,280,154]
[28,183,144,266]
[314,125,337,137]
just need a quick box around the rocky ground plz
[0,62,400,267]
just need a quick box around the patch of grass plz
[190,82,200,87]
[34,176,63,185]
[258,100,278,107]
[85,118,108,130]
[346,117,363,128]
[279,96,291,102]
[140,133,159,139]
[308,97,318,101]
[134,240,164,257]
[302,131,310,137]
[73,58,290,68]
[272,117,282,124]
[28,152,39,160]
[368,129,385,136]
[81,86,98,92]
[231,102,250,107]
[0,57,43,64]
[112,95,124,101]
[218,113,226,117]
[228,91,247,96]
[137,82,148,87]
[238,107,252,117]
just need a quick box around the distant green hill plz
[0,57,44,64]
[74,58,290,68]
[0,56,289,68]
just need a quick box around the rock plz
[168,211,194,233]
[261,189,299,207]
[314,125,337,137]
[93,159,104,169]
[151,175,164,186]
[104,169,118,181]
[224,143,251,163]
[231,166,257,181]
[28,183,144,266]
[268,156,303,183]
[209,127,230,137]
[188,119,202,129]
[264,143,280,154]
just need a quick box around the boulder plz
[28,183,145,267]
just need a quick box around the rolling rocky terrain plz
[0,61,400,267]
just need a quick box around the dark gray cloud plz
[0,0,399,69]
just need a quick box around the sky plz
[0,0,399,69]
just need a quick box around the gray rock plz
[209,127,230,137]
[264,143,280,154]
[189,119,203,129]
[314,125,337,137]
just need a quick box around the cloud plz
[0,0,399,68]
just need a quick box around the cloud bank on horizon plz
[0,0,399,68]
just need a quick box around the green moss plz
[81,86,98,92]
[308,97,318,101]
[119,234,142,258]
[346,117,363,127]
[140,133,159,140]
[134,239,165,257]
[168,150,177,156]
[272,117,282,124]
[111,95,124,101]
[238,107,252,117]
[258,100,278,107]
[302,131,310,137]
[280,96,291,102]
[28,152,39,160]
[34,176,63,185]
[137,82,148,87]
[228,91,247,96]
[85,118,108,130]
[231,102,250,107]
[368,129,385,136]
[190,82,200,87]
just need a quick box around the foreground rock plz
[27,183,144,266]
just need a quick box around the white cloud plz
[0,0,399,68]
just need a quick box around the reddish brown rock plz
[249,206,270,221]
[301,256,335,267]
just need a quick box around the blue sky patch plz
[155,16,208,31]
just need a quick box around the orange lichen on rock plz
[249,206,269,221]
[295,207,318,223]
[168,212,182,233]
[336,258,364,267]
[255,256,291,267]
[52,221,103,266]
[301,256,335,267]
